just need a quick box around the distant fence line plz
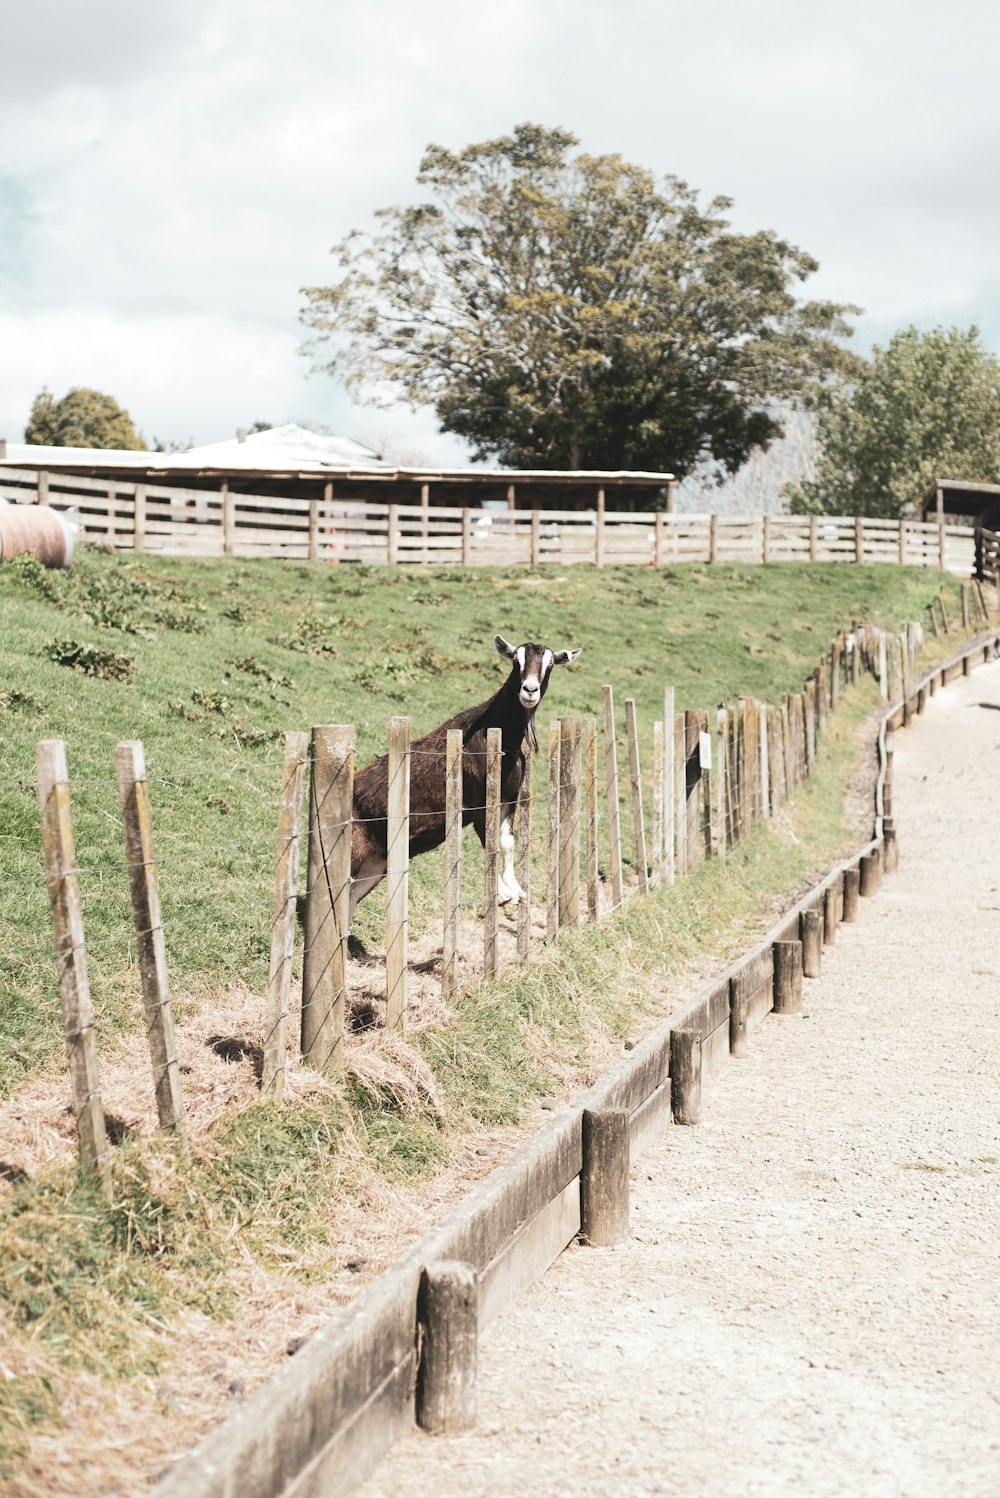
[0,465,982,574]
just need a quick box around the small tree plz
[25,387,145,450]
[301,124,859,480]
[788,326,1000,517]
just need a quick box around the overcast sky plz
[2,0,998,463]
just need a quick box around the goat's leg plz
[349,854,388,919]
[497,808,527,905]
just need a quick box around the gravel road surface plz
[358,660,1000,1498]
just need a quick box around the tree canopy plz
[25,386,144,450]
[788,326,1000,517]
[301,123,859,479]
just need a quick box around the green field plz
[0,546,973,1481]
[0,548,962,1097]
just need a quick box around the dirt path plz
[358,660,1000,1498]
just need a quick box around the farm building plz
[0,423,675,514]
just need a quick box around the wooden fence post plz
[684,710,701,866]
[625,698,648,894]
[36,470,49,505]
[699,711,712,858]
[773,941,803,1014]
[709,512,719,564]
[716,706,728,855]
[584,718,599,922]
[558,716,582,928]
[547,722,561,941]
[762,513,771,564]
[664,687,676,885]
[260,732,308,1100]
[442,730,463,996]
[654,511,665,567]
[461,508,472,566]
[938,518,947,571]
[670,1029,702,1124]
[809,514,818,562]
[855,514,864,564]
[484,726,501,979]
[513,751,534,959]
[859,850,881,897]
[651,720,664,883]
[302,725,354,1072]
[842,865,860,922]
[416,1260,478,1435]
[800,908,822,978]
[308,495,320,562]
[729,971,750,1058]
[133,483,146,552]
[758,701,770,818]
[602,688,624,907]
[823,881,839,945]
[35,740,112,1197]
[113,743,189,1149]
[530,509,541,567]
[595,488,606,567]
[898,520,907,567]
[222,480,234,555]
[674,711,687,873]
[386,503,399,566]
[581,1108,630,1246]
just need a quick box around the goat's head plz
[494,636,581,744]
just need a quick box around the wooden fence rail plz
[0,465,980,575]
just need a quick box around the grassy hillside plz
[0,547,961,1098]
[0,545,973,1487]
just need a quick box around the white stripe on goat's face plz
[494,635,581,709]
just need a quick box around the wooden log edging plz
[151,628,1000,1498]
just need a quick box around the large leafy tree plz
[301,124,858,479]
[788,326,1000,517]
[25,386,144,450]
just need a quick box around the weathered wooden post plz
[709,512,719,564]
[729,970,750,1058]
[651,719,664,883]
[302,725,354,1071]
[823,880,839,945]
[842,865,861,922]
[625,698,649,893]
[483,726,501,980]
[115,741,189,1148]
[855,514,864,564]
[515,750,533,960]
[859,850,881,897]
[584,717,599,921]
[221,480,234,555]
[699,710,713,858]
[773,941,803,1014]
[883,818,899,874]
[416,1260,478,1435]
[674,711,687,874]
[581,1108,630,1246]
[558,716,582,928]
[36,740,112,1197]
[133,483,147,552]
[547,722,561,941]
[663,686,676,884]
[670,1029,702,1124]
[800,908,822,979]
[602,687,624,907]
[684,710,701,865]
[716,706,728,856]
[386,503,399,566]
[262,732,309,1099]
[442,729,463,996]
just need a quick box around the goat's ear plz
[552,647,582,667]
[494,634,517,660]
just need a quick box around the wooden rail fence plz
[0,465,984,575]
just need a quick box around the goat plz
[349,634,581,917]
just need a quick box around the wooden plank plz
[477,1177,581,1330]
[667,974,729,1040]
[702,1019,731,1081]
[628,1084,672,1163]
[651,719,664,881]
[663,686,675,884]
[584,717,599,921]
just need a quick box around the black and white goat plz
[350,634,581,917]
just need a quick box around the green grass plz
[0,546,976,1481]
[0,547,963,1098]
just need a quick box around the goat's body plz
[350,679,528,916]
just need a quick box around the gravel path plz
[359,661,1000,1498]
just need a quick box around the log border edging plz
[152,627,1000,1498]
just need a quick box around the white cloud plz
[2,0,1000,457]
